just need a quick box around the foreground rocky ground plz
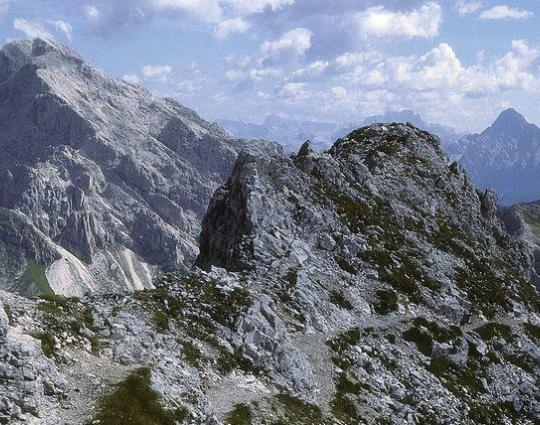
[1,123,539,424]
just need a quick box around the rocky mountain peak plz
[330,122,444,161]
[194,121,540,423]
[0,38,83,82]
[484,108,535,138]
[458,108,540,204]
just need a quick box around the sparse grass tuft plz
[374,289,398,314]
[181,341,202,367]
[33,332,55,358]
[225,403,252,425]
[18,261,53,296]
[523,322,540,344]
[154,310,169,333]
[475,323,515,343]
[283,269,298,286]
[329,289,353,310]
[91,368,185,425]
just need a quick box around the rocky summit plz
[1,118,538,424]
[0,38,277,296]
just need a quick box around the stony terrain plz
[0,38,277,296]
[1,121,539,424]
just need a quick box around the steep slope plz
[459,109,540,205]
[1,123,539,424]
[500,200,540,289]
[0,38,277,296]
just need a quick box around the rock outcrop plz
[500,200,540,290]
[0,38,277,296]
[195,123,540,423]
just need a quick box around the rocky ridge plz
[1,123,539,424]
[0,38,278,296]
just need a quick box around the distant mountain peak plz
[486,108,531,135]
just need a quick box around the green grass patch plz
[91,368,185,425]
[403,317,461,356]
[283,269,298,286]
[38,293,71,313]
[272,394,326,424]
[225,403,252,425]
[154,310,169,333]
[331,391,362,423]
[468,401,520,424]
[326,328,361,354]
[475,323,515,343]
[374,289,398,314]
[428,356,486,395]
[18,261,53,296]
[335,257,358,275]
[33,332,55,358]
[329,289,353,310]
[523,322,540,344]
[3,305,14,325]
[181,341,202,367]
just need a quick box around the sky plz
[0,0,539,132]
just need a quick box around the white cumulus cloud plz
[227,0,295,14]
[123,74,141,85]
[141,64,174,82]
[479,5,534,20]
[13,18,53,39]
[84,5,101,21]
[353,2,442,39]
[216,17,250,39]
[50,20,73,40]
[456,0,483,15]
[152,0,222,22]
[260,28,312,64]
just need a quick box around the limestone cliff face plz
[0,38,278,295]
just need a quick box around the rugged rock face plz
[500,201,540,290]
[0,298,66,423]
[0,38,277,296]
[1,123,539,424]
[196,123,540,423]
[459,109,540,205]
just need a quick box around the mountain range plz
[222,108,540,206]
[218,115,339,152]
[0,39,539,425]
[219,110,464,154]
